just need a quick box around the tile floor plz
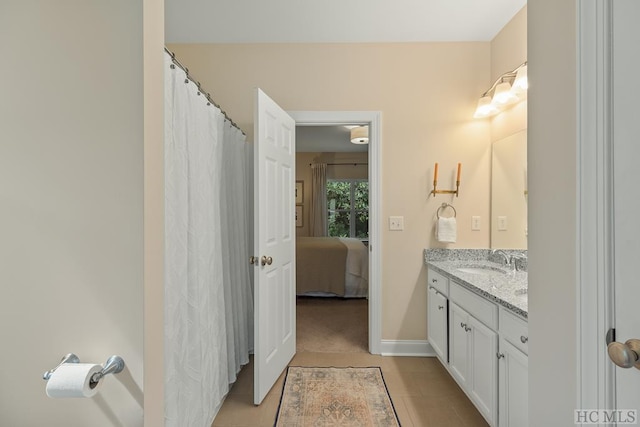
[212,352,489,426]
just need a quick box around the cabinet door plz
[499,338,529,427]
[428,286,448,362]
[469,315,498,426]
[449,302,469,386]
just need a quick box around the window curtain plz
[164,51,252,427]
[310,163,327,236]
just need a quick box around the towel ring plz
[437,203,456,219]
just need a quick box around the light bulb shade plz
[493,81,519,105]
[350,126,369,144]
[473,95,499,118]
[512,65,528,93]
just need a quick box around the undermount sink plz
[456,266,507,275]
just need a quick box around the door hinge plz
[606,328,615,346]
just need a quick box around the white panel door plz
[253,88,296,405]
[611,0,640,415]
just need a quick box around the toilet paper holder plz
[43,353,125,385]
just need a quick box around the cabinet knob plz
[465,326,471,332]
[460,322,466,328]
[432,278,438,283]
[520,335,528,344]
[497,352,505,359]
[438,305,444,310]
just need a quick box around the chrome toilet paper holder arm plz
[43,353,125,382]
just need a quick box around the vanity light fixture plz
[350,126,369,144]
[512,65,528,93]
[473,61,528,119]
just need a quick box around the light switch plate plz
[498,216,508,231]
[389,216,404,231]
[472,216,481,231]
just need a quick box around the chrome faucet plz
[509,254,527,271]
[491,249,510,266]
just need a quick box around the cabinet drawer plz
[450,281,498,330]
[428,268,449,296]
[500,308,529,355]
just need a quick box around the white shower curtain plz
[164,51,253,427]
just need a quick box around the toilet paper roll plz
[45,363,103,398]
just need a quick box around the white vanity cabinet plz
[428,286,448,362]
[448,284,498,426]
[427,269,449,363]
[427,266,528,427]
[498,309,529,427]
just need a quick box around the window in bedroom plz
[327,179,368,239]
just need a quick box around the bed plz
[296,237,369,298]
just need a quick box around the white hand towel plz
[436,217,457,243]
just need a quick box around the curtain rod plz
[309,162,368,166]
[164,47,246,136]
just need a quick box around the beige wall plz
[295,152,368,238]
[528,0,577,425]
[169,42,492,340]
[0,1,154,425]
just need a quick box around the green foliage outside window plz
[327,180,368,238]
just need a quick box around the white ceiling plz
[165,0,527,43]
[296,126,368,153]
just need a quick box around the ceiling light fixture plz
[473,61,527,119]
[350,126,369,144]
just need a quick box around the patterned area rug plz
[275,367,400,426]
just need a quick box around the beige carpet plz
[275,367,400,427]
[296,297,368,353]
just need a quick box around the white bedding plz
[339,237,369,297]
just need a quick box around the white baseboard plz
[379,340,437,357]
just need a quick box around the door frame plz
[289,110,382,355]
[577,0,616,413]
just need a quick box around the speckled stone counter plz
[424,249,528,318]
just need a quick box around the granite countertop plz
[424,249,528,319]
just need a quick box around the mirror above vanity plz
[491,129,527,249]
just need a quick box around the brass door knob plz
[607,339,640,369]
[261,256,273,266]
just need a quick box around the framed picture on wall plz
[295,205,303,228]
[295,181,304,205]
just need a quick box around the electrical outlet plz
[472,216,481,231]
[498,216,508,231]
[389,216,404,231]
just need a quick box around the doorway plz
[295,124,370,353]
[290,111,382,355]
